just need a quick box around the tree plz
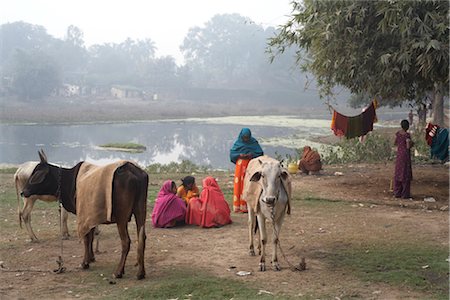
[86,38,156,86]
[10,49,61,100]
[181,13,267,88]
[0,21,54,66]
[269,0,449,126]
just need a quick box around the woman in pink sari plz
[151,180,186,228]
[186,176,232,228]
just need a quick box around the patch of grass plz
[0,167,17,174]
[326,243,449,299]
[105,269,293,300]
[99,142,147,152]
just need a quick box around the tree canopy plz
[269,0,449,125]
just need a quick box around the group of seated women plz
[151,175,232,229]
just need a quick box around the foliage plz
[99,142,146,152]
[145,160,210,174]
[321,133,393,164]
[10,49,61,100]
[181,13,304,90]
[268,0,449,122]
[326,243,449,299]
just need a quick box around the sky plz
[1,0,293,63]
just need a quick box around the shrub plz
[321,133,394,164]
[145,160,210,173]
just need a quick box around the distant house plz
[54,84,81,97]
[111,85,142,99]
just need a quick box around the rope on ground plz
[272,220,306,272]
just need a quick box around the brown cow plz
[22,150,148,279]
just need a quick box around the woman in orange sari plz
[298,146,322,175]
[185,176,232,228]
[176,176,199,205]
[229,128,263,213]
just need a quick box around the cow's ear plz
[250,171,261,182]
[38,149,47,163]
[281,170,289,181]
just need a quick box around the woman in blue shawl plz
[229,128,263,212]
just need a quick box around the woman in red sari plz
[229,128,263,213]
[186,177,232,228]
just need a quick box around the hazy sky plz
[1,0,293,63]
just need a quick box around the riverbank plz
[0,163,448,299]
[0,96,412,124]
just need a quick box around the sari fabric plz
[233,158,250,212]
[177,184,200,204]
[229,128,264,164]
[298,146,322,174]
[186,177,232,228]
[230,128,263,213]
[394,131,412,198]
[151,180,186,228]
[331,100,378,138]
[426,123,449,161]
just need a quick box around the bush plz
[145,160,210,173]
[322,133,394,164]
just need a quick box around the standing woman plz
[229,128,264,213]
[394,120,414,199]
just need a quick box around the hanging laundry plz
[425,123,449,161]
[331,100,378,139]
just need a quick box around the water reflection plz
[0,119,328,169]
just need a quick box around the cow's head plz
[250,159,289,207]
[22,150,58,198]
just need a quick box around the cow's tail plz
[14,174,23,229]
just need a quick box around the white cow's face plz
[250,160,288,208]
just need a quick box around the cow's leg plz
[134,206,146,280]
[257,214,267,271]
[94,226,101,254]
[248,209,256,256]
[61,207,70,239]
[81,228,95,269]
[113,222,131,279]
[272,221,282,271]
[21,197,38,242]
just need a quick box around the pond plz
[0,116,331,170]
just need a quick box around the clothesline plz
[330,100,378,139]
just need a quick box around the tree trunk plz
[432,82,445,127]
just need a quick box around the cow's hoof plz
[30,238,40,243]
[259,263,266,272]
[89,256,96,263]
[61,235,70,240]
[81,262,89,269]
[249,249,256,256]
[136,273,145,280]
[272,262,281,271]
[113,272,123,279]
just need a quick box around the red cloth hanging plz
[330,100,378,138]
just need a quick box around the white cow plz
[14,161,69,241]
[243,155,292,271]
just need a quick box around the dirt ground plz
[0,163,448,299]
